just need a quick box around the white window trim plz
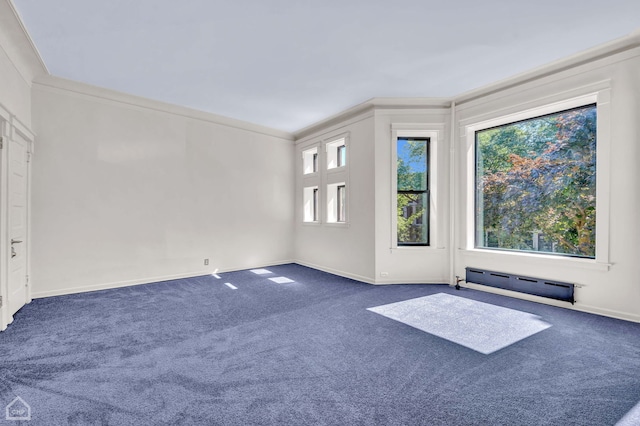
[390,127,440,250]
[463,90,612,269]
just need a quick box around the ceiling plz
[11,0,640,133]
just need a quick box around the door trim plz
[0,108,34,331]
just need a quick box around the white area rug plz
[367,293,551,354]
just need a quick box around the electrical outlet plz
[204,259,209,266]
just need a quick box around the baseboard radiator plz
[465,267,575,304]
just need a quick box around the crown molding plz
[0,0,48,84]
[294,97,452,140]
[455,29,640,107]
[32,75,295,141]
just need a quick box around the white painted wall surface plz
[373,108,451,284]
[294,113,376,282]
[0,0,46,329]
[0,0,46,128]
[31,77,294,297]
[454,49,640,322]
[0,44,30,127]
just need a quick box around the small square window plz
[303,147,319,175]
[327,138,346,169]
[303,186,319,222]
[327,182,346,223]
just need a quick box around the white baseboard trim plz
[373,279,449,285]
[32,271,211,299]
[294,261,376,284]
[293,261,448,286]
[32,259,295,299]
[215,259,294,274]
[462,282,640,323]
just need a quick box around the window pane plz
[475,104,596,258]
[313,188,319,221]
[397,193,428,244]
[337,145,346,167]
[337,185,346,222]
[397,138,427,191]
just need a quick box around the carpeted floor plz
[1,264,639,425]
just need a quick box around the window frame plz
[396,138,430,246]
[390,127,440,250]
[473,103,597,259]
[464,89,612,269]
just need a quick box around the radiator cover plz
[465,267,575,304]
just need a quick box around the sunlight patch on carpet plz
[367,293,551,354]
[269,276,294,284]
[250,269,272,275]
[616,400,640,426]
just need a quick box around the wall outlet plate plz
[204,259,209,265]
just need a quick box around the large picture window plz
[475,104,597,258]
[397,137,429,246]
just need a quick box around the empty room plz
[0,0,639,424]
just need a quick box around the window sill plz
[325,222,349,228]
[390,246,445,253]
[327,166,347,174]
[460,248,611,271]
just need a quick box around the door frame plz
[0,104,34,331]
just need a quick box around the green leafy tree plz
[477,106,596,257]
[397,139,428,244]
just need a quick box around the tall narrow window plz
[475,104,596,258]
[312,153,318,173]
[397,138,429,245]
[337,185,346,222]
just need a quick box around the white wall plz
[0,0,46,128]
[454,48,640,322]
[294,111,376,282]
[293,41,639,322]
[373,107,451,284]
[31,77,295,297]
[294,103,452,285]
[0,0,47,329]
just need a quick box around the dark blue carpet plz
[1,264,638,425]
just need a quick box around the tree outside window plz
[397,138,429,245]
[475,104,597,258]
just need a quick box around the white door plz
[7,133,29,316]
